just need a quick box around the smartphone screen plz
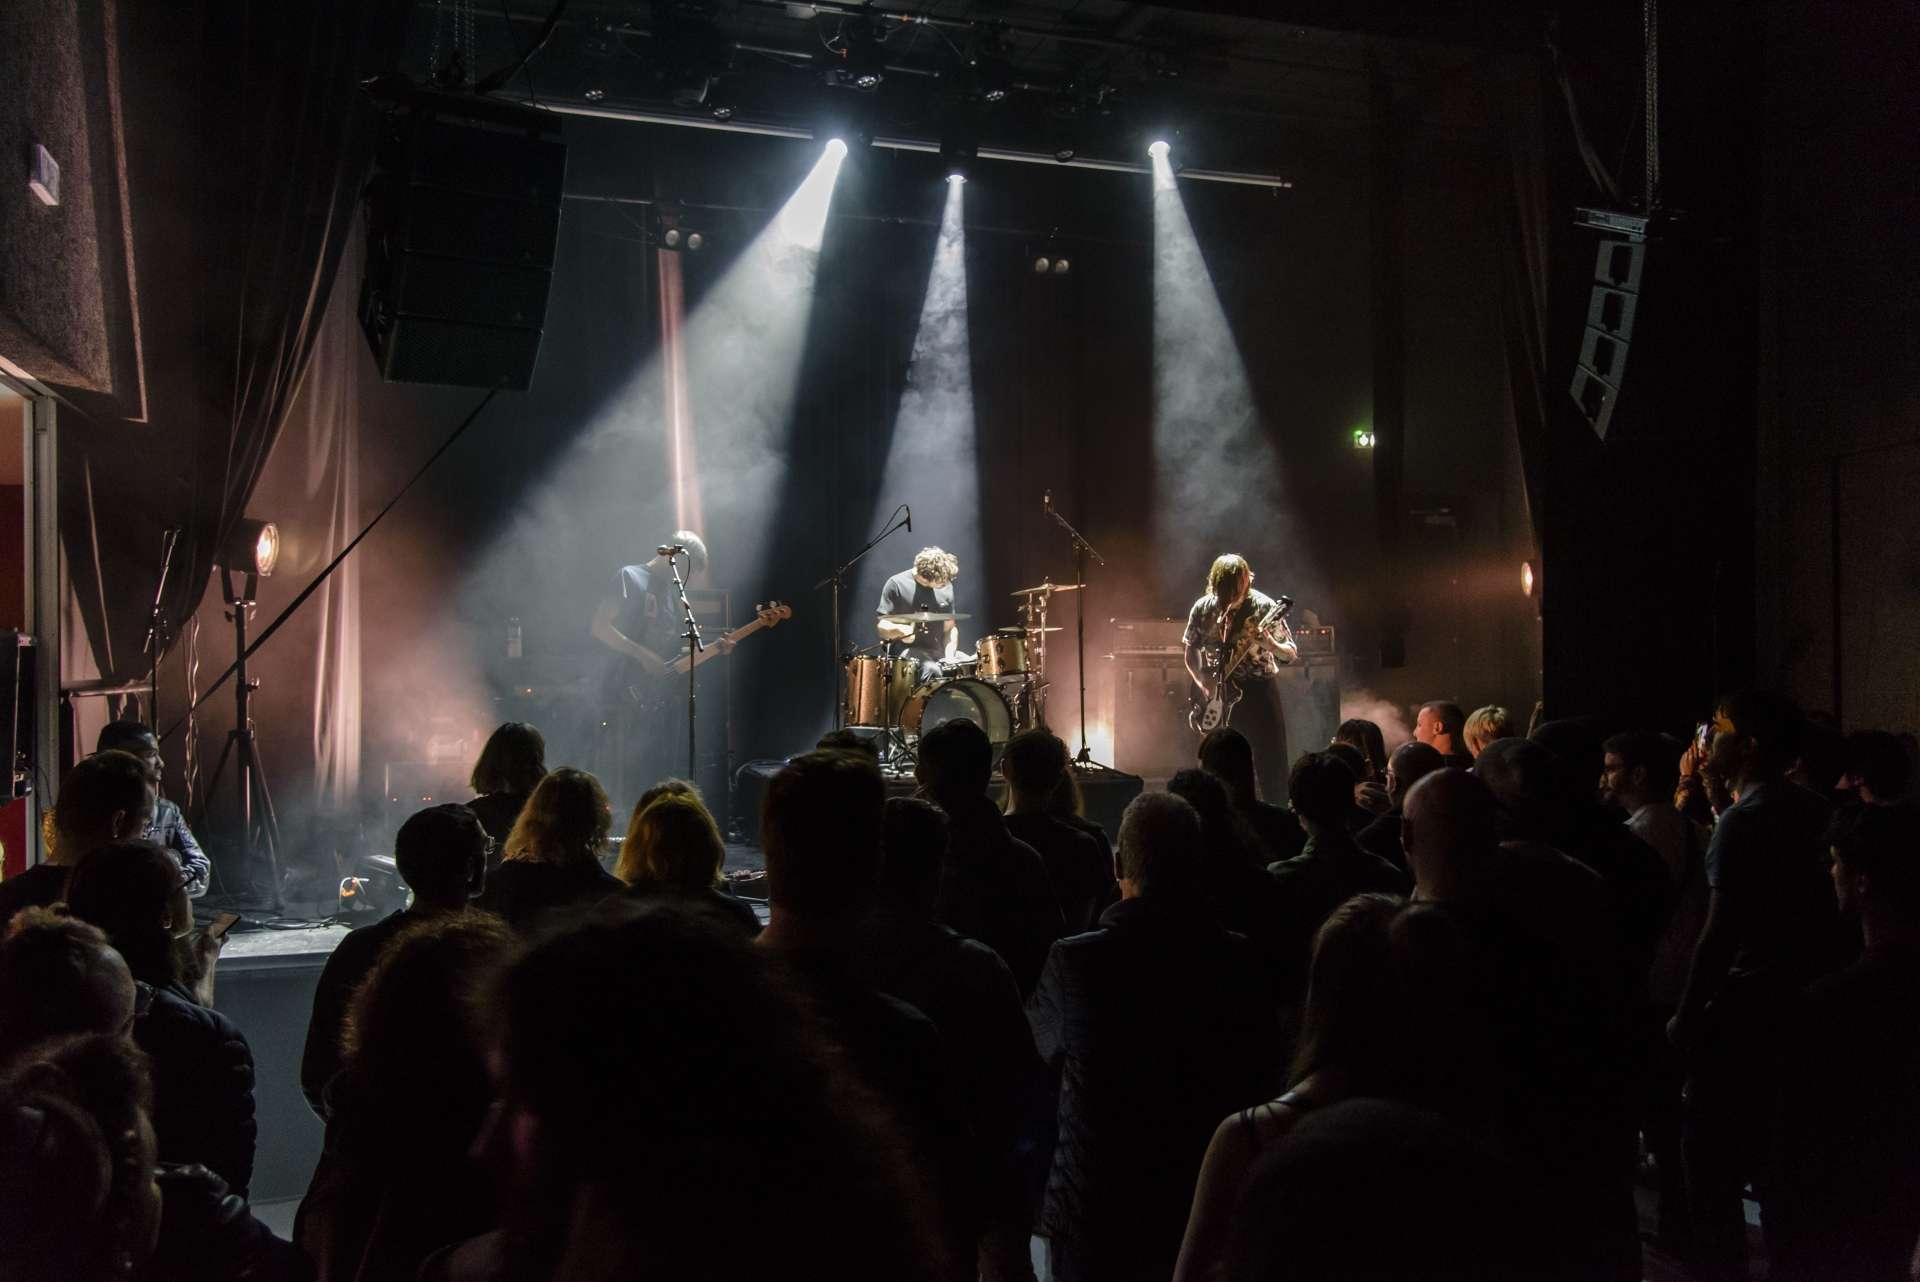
[206,911,242,941]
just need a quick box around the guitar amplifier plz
[1293,625,1336,663]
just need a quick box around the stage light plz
[947,169,968,185]
[686,232,703,251]
[1147,139,1171,160]
[664,228,682,248]
[1352,428,1375,449]
[1034,256,1051,274]
[1521,560,1537,598]
[824,136,849,159]
[1052,257,1070,275]
[222,518,279,577]
[825,16,887,92]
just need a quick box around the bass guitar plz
[1188,595,1294,734]
[627,601,792,704]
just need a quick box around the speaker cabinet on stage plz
[360,94,566,391]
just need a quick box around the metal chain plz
[1643,0,1661,209]
[462,0,477,89]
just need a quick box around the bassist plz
[1183,554,1297,796]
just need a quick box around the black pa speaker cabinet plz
[360,96,566,390]
[1570,237,1644,442]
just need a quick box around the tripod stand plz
[198,568,283,913]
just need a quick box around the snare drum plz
[976,633,1029,678]
[844,655,916,728]
[900,677,1014,759]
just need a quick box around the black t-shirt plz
[876,570,952,660]
[1703,781,1837,982]
[611,565,684,665]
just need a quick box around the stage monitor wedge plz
[360,94,567,391]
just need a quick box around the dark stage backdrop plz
[176,109,1537,868]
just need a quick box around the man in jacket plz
[916,719,1064,996]
[1029,791,1281,1282]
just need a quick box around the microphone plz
[657,544,685,557]
[904,505,912,533]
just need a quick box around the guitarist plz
[590,531,732,796]
[1183,554,1297,796]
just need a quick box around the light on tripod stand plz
[223,519,279,577]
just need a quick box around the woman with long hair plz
[467,723,547,857]
[1173,895,1491,1282]
[614,792,759,935]
[64,841,258,1198]
[479,768,620,931]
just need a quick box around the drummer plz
[877,546,963,681]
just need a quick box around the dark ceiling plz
[401,1,1533,177]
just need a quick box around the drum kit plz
[844,582,1082,770]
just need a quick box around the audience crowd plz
[1,692,1915,1282]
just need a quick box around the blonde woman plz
[1463,705,1515,760]
[479,768,619,931]
[615,792,759,935]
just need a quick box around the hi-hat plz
[1011,582,1084,596]
[880,610,971,624]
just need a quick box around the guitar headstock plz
[755,601,793,626]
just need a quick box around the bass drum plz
[901,677,1014,758]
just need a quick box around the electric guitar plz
[1188,595,1294,734]
[627,601,792,703]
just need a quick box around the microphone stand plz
[666,551,702,779]
[142,529,180,731]
[1043,494,1109,768]
[813,505,910,730]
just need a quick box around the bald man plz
[1400,768,1640,1280]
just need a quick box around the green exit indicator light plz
[1352,428,1376,449]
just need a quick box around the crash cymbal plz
[1025,626,1065,633]
[1010,582,1084,596]
[880,610,972,624]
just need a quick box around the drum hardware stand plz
[815,504,910,731]
[1042,491,1110,768]
[665,550,702,780]
[879,641,918,775]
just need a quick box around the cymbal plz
[1026,626,1065,633]
[880,610,971,624]
[1010,582,1084,596]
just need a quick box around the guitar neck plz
[668,616,768,674]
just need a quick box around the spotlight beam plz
[863,178,982,657]
[1149,147,1298,593]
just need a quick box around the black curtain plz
[60,0,405,697]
